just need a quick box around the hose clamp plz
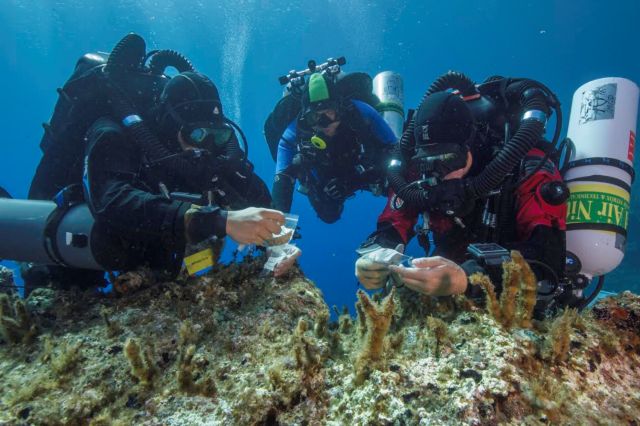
[122,114,143,127]
[521,110,547,126]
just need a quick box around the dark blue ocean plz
[1,0,638,312]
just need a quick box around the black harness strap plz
[566,157,635,183]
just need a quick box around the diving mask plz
[302,101,340,128]
[181,121,234,150]
[308,111,338,128]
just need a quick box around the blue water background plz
[1,0,639,312]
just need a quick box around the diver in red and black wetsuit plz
[356,72,575,317]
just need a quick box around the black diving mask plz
[301,100,340,128]
[181,121,234,150]
[307,111,339,128]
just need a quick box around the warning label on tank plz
[567,184,629,229]
[579,83,617,124]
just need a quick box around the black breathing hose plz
[106,83,176,165]
[397,71,477,159]
[104,33,146,75]
[558,137,576,173]
[510,81,563,187]
[388,71,478,205]
[102,33,206,183]
[465,80,553,198]
[427,71,477,97]
[147,50,194,75]
[388,71,558,211]
[468,119,545,197]
[103,33,249,188]
[102,34,175,165]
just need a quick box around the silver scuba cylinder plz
[372,71,405,139]
[0,198,103,270]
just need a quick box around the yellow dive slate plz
[184,247,215,276]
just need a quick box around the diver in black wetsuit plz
[80,71,277,271]
[19,34,296,292]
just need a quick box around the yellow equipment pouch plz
[183,247,215,276]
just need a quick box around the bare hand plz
[355,244,405,290]
[388,256,468,296]
[273,245,302,277]
[355,257,389,289]
[225,208,285,245]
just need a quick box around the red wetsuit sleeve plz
[376,189,421,245]
[515,148,567,241]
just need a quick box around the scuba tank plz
[0,190,104,270]
[264,57,404,161]
[2,34,200,274]
[563,77,639,280]
[372,71,405,139]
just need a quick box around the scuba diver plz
[270,58,399,224]
[355,71,577,318]
[5,33,299,293]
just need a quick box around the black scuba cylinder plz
[147,50,194,75]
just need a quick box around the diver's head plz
[300,73,342,137]
[412,91,476,180]
[157,71,233,152]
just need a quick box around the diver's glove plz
[184,204,228,244]
[323,178,353,201]
[355,244,405,290]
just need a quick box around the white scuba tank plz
[372,71,404,139]
[564,77,639,278]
